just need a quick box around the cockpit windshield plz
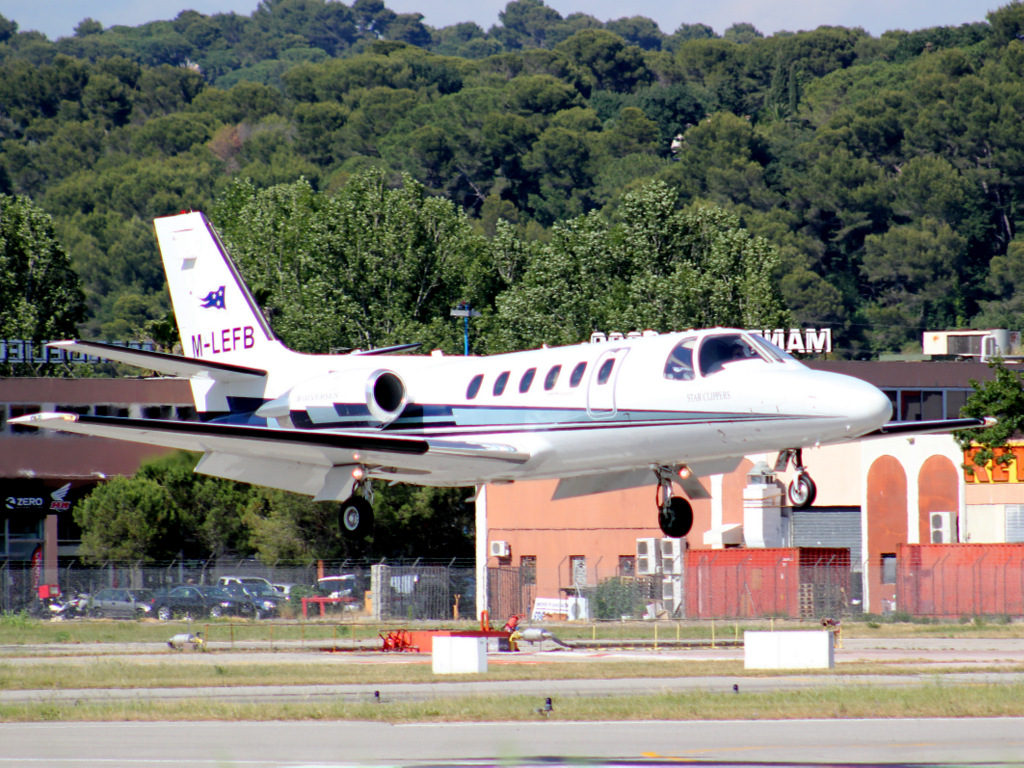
[698,333,767,376]
[748,333,799,363]
[663,337,696,381]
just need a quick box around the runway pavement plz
[4,635,1024,766]
[2,717,1024,766]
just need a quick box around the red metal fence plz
[897,543,1024,619]
[685,548,851,619]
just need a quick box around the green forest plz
[5,0,1024,562]
[3,0,1024,360]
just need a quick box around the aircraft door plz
[587,348,629,419]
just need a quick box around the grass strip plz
[6,657,1023,691]
[3,682,1024,723]
[7,615,1024,648]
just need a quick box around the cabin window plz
[466,374,484,399]
[596,358,615,385]
[698,334,765,377]
[544,365,561,390]
[493,371,510,396]
[519,368,536,393]
[569,362,587,387]
[663,337,696,381]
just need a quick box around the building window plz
[946,390,969,418]
[520,555,536,585]
[1006,505,1024,543]
[570,555,587,587]
[881,553,897,584]
[8,405,40,434]
[94,405,130,418]
[618,556,635,577]
[921,390,944,421]
[900,390,922,421]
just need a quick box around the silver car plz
[88,588,155,619]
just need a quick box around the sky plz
[0,0,1003,42]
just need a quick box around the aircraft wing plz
[856,416,995,440]
[9,413,529,482]
[47,340,267,382]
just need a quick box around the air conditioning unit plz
[662,577,682,613]
[489,540,510,557]
[930,511,956,544]
[636,538,660,575]
[660,538,684,574]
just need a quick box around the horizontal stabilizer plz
[47,340,267,381]
[352,343,422,356]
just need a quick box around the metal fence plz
[10,554,1024,622]
[0,558,475,621]
[896,554,1024,619]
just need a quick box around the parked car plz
[217,575,274,590]
[153,585,257,620]
[88,588,155,619]
[272,583,298,600]
[223,582,281,618]
[316,574,362,611]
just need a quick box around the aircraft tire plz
[340,496,374,538]
[788,472,817,508]
[659,497,693,538]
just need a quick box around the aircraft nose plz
[843,375,892,432]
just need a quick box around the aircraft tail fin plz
[154,211,284,366]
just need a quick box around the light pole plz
[450,303,482,355]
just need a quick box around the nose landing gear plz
[776,448,817,508]
[653,465,693,538]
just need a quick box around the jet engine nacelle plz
[259,368,409,427]
[363,368,408,425]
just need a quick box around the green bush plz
[593,577,642,620]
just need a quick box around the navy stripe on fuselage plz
[282,402,812,434]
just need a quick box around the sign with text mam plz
[750,328,832,355]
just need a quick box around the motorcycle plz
[45,592,89,619]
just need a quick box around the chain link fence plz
[0,558,475,620]
[10,552,1024,622]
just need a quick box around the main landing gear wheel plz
[339,496,374,539]
[788,471,817,509]
[659,496,694,538]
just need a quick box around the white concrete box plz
[744,630,834,670]
[432,636,488,674]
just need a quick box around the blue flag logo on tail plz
[200,286,226,309]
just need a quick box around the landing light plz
[678,465,692,479]
[351,466,365,481]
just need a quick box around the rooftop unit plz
[922,329,1020,361]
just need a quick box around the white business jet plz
[12,212,991,538]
